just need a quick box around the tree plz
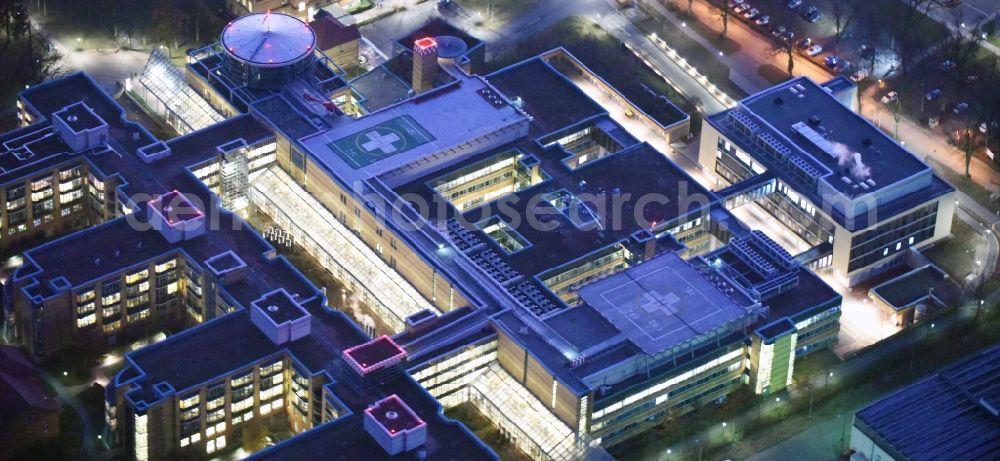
[829,0,866,45]
[241,418,269,452]
[768,36,795,77]
[974,58,1000,156]
[152,0,188,55]
[710,0,729,39]
[886,0,947,77]
[940,15,986,77]
[0,0,30,40]
[889,94,903,140]
[687,0,694,17]
[962,127,975,177]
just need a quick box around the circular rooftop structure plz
[434,35,468,59]
[222,12,316,67]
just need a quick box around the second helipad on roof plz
[579,252,760,355]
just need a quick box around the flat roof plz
[0,123,78,185]
[468,143,713,278]
[248,374,496,461]
[54,102,103,131]
[349,65,413,113]
[737,77,928,195]
[222,13,316,67]
[300,75,525,183]
[366,395,425,434]
[344,335,407,372]
[149,190,203,224]
[579,251,756,355]
[870,264,962,310]
[755,317,796,342]
[855,345,1000,461]
[252,289,309,324]
[764,267,841,320]
[487,57,605,135]
[543,304,621,352]
[327,114,435,168]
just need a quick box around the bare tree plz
[889,94,903,140]
[887,0,947,76]
[970,57,1000,169]
[940,16,986,75]
[710,0,730,39]
[767,36,795,77]
[829,0,866,45]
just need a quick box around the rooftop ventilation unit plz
[789,155,823,179]
[729,110,760,136]
[792,121,836,159]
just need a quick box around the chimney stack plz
[412,37,438,94]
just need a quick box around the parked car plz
[834,59,850,72]
[850,68,870,82]
[800,5,818,19]
[728,0,744,7]
[806,44,823,56]
[756,15,770,26]
[806,10,822,22]
[881,91,898,104]
[939,60,957,71]
[953,102,969,114]
[744,8,760,19]
[925,88,942,100]
[795,37,813,49]
[787,0,802,8]
[824,55,840,68]
[734,2,750,13]
[772,25,787,38]
[782,29,796,41]
[436,0,458,12]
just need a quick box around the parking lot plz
[711,0,951,81]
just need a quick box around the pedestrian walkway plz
[40,371,104,460]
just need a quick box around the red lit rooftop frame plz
[366,395,425,435]
[342,335,406,375]
[149,191,203,226]
[414,36,437,55]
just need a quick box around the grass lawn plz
[457,0,539,28]
[445,403,533,461]
[488,17,696,123]
[925,157,1000,214]
[658,0,743,55]
[757,64,790,85]
[922,215,984,284]
[633,3,748,99]
[989,34,1000,50]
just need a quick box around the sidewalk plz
[40,371,104,460]
[637,0,1000,197]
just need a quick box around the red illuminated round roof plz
[222,12,316,67]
